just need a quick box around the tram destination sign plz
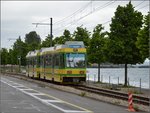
[69,45,82,48]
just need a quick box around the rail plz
[73,85,150,106]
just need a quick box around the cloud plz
[1,1,149,49]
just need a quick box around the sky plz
[1,0,149,50]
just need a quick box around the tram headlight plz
[80,71,84,74]
[67,70,72,74]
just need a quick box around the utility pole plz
[50,18,53,47]
[32,18,53,47]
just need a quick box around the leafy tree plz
[41,35,56,48]
[73,26,90,47]
[1,48,8,65]
[25,31,41,51]
[25,31,41,44]
[108,2,143,86]
[52,29,72,45]
[63,29,72,42]
[41,35,50,48]
[88,24,107,82]
[13,36,28,65]
[53,36,64,45]
[7,49,13,64]
[136,12,150,60]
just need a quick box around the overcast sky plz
[1,0,149,49]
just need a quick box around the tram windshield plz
[66,53,85,68]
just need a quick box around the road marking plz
[44,100,63,103]
[1,78,93,113]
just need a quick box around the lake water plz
[87,68,149,89]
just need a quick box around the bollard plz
[94,74,96,83]
[88,74,89,84]
[127,92,135,112]
[109,76,110,87]
[118,77,119,85]
[139,78,141,93]
[128,77,130,86]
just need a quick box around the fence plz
[1,65,26,74]
[86,74,144,92]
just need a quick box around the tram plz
[26,41,86,83]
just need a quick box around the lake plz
[87,68,149,89]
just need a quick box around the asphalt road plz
[0,75,146,113]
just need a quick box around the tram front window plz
[66,53,85,68]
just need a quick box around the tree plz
[7,49,13,64]
[88,24,107,82]
[25,31,41,51]
[73,26,90,47]
[52,29,72,45]
[63,29,72,42]
[136,12,150,60]
[1,48,8,65]
[108,2,143,86]
[41,35,50,48]
[25,31,41,44]
[13,36,28,65]
[53,36,64,45]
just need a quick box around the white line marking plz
[1,78,92,113]
[64,111,90,113]
[44,100,63,103]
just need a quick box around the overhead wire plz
[137,4,149,10]
[53,0,116,35]
[134,0,145,8]
[54,2,92,25]
[55,0,115,28]
[35,0,148,38]
[54,0,148,36]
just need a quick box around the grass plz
[114,101,120,105]
[79,92,86,97]
[133,90,143,94]
[133,105,139,111]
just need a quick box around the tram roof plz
[26,41,85,57]
[41,41,85,53]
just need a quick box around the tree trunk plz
[98,63,100,82]
[124,63,128,86]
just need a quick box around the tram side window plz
[40,56,43,67]
[60,53,64,68]
[33,58,36,66]
[32,58,34,67]
[49,55,52,66]
[37,56,40,67]
[43,55,45,67]
[45,55,49,66]
[54,54,60,67]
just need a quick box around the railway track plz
[73,85,150,106]
[3,72,150,106]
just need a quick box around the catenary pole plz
[32,17,53,47]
